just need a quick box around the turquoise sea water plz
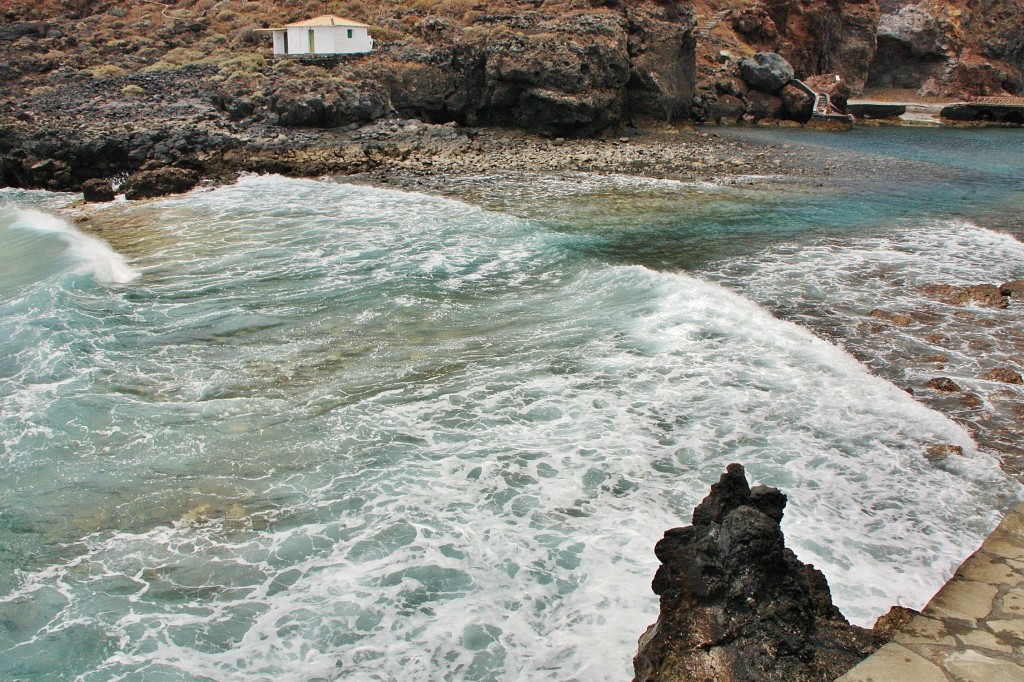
[1,128,1023,680]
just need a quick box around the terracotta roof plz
[284,15,369,28]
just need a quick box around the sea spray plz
[0,170,1021,680]
[8,208,140,284]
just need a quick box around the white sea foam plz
[0,178,1020,681]
[8,208,140,284]
[704,220,1024,415]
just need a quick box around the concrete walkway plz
[838,501,1024,681]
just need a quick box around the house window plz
[347,29,353,39]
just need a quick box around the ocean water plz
[1,127,1023,680]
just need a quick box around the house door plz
[282,32,288,54]
[308,29,315,54]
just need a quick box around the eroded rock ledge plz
[634,464,900,682]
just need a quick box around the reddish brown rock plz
[804,73,854,112]
[985,368,1024,385]
[870,309,913,325]
[746,90,785,121]
[925,444,965,462]
[872,606,919,637]
[926,377,961,392]
[961,393,984,407]
[920,284,1009,308]
[709,94,746,123]
[999,280,1024,297]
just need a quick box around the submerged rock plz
[985,367,1024,385]
[869,308,913,325]
[925,443,965,462]
[926,377,961,393]
[920,284,1009,308]
[1000,280,1024,298]
[633,464,886,682]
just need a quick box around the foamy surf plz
[8,208,140,284]
[1,164,1022,681]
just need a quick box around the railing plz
[969,96,1024,106]
[789,79,853,120]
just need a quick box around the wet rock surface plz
[920,284,1009,308]
[122,167,199,200]
[80,178,114,203]
[927,377,962,393]
[633,464,889,682]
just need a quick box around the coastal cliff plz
[1,0,1023,192]
[634,464,903,682]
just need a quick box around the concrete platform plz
[838,501,1024,681]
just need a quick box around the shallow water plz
[1,127,1023,680]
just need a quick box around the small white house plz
[257,15,373,56]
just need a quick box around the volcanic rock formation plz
[633,464,888,682]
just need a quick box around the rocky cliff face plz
[866,0,1024,97]
[633,464,890,682]
[254,3,696,137]
[692,0,881,97]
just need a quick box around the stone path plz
[838,501,1024,681]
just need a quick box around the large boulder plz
[122,168,199,200]
[709,94,746,123]
[780,83,815,123]
[739,52,794,94]
[378,9,681,138]
[633,464,889,682]
[81,178,114,202]
[746,90,785,121]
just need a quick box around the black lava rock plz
[633,463,888,682]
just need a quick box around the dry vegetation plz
[0,0,611,100]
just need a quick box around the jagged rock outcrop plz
[219,5,696,138]
[633,464,887,682]
[266,77,389,128]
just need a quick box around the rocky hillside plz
[866,0,1024,97]
[1,0,1022,190]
